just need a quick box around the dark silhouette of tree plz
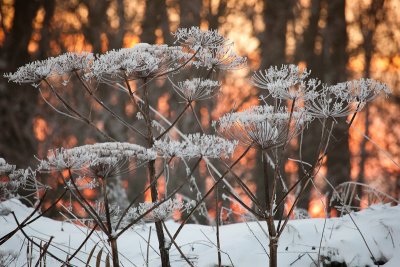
[0,0,54,167]
[356,0,385,202]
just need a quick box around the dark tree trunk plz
[0,0,42,167]
[140,0,170,44]
[179,0,202,28]
[81,0,112,53]
[296,0,322,211]
[323,0,350,211]
[256,0,293,213]
[260,0,292,69]
[357,0,385,203]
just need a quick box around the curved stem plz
[156,102,191,140]
[75,71,146,139]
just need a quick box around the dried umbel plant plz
[4,24,392,267]
[252,64,314,100]
[154,133,237,159]
[91,44,190,82]
[216,105,311,150]
[4,26,247,267]
[169,77,221,102]
[0,158,39,202]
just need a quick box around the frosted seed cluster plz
[170,77,220,102]
[125,198,195,222]
[154,133,238,159]
[217,105,310,150]
[0,158,32,200]
[252,64,316,100]
[53,52,94,75]
[4,52,94,86]
[38,142,156,172]
[173,27,227,50]
[173,27,246,70]
[4,58,56,85]
[193,45,247,70]
[91,44,189,82]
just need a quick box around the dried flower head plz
[125,198,195,223]
[0,158,33,200]
[333,78,391,104]
[38,142,156,174]
[53,52,94,75]
[306,84,356,119]
[91,44,189,82]
[194,46,247,70]
[217,105,310,150]
[170,77,220,102]
[173,27,228,50]
[154,133,237,159]
[252,65,315,100]
[4,58,57,85]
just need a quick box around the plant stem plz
[110,238,120,267]
[142,78,170,267]
[263,150,278,267]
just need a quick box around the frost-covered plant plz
[4,25,391,267]
[125,198,195,222]
[304,78,390,119]
[38,142,156,172]
[91,44,190,82]
[4,58,57,86]
[4,26,248,267]
[53,52,94,75]
[170,77,220,102]
[0,158,38,201]
[217,105,310,150]
[252,64,314,100]
[173,27,229,50]
[154,133,237,159]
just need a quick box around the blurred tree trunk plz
[0,0,42,167]
[38,0,56,59]
[323,0,350,213]
[256,0,293,213]
[109,0,126,49]
[206,0,227,30]
[357,0,385,202]
[260,0,292,69]
[140,0,171,44]
[81,0,112,53]
[179,0,202,28]
[296,0,322,211]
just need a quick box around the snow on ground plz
[1,199,400,266]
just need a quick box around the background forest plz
[0,0,399,219]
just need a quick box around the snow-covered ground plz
[1,199,400,266]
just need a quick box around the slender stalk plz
[75,71,146,139]
[141,78,170,267]
[66,223,98,264]
[11,213,70,265]
[156,102,191,140]
[115,157,174,230]
[161,221,195,267]
[100,176,120,267]
[262,150,278,267]
[62,171,108,233]
[109,238,120,267]
[172,144,253,241]
[215,184,222,267]
[44,79,115,141]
